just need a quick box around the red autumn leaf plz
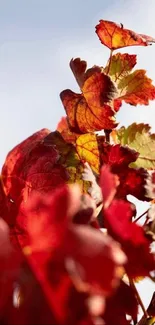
[113,98,122,112]
[0,219,21,317]
[70,58,87,88]
[116,167,149,201]
[0,179,9,221]
[23,185,126,298]
[104,199,155,277]
[57,116,69,133]
[20,255,97,325]
[116,69,155,106]
[1,129,90,210]
[57,116,79,144]
[100,165,119,209]
[103,281,138,325]
[70,58,101,89]
[100,144,149,201]
[1,130,68,227]
[4,263,55,325]
[70,58,117,104]
[70,57,121,118]
[60,58,117,133]
[2,128,50,181]
[82,71,117,107]
[101,143,138,169]
[43,131,91,193]
[1,130,92,249]
[96,20,155,50]
[60,90,116,133]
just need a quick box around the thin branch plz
[106,50,113,75]
[137,292,155,325]
[134,209,149,223]
[105,129,111,143]
[129,278,149,320]
[129,278,149,318]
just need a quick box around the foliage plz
[0,20,155,325]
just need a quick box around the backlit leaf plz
[1,130,91,248]
[57,116,79,144]
[75,133,101,174]
[60,90,117,133]
[82,71,117,106]
[115,123,155,169]
[24,185,126,296]
[103,281,138,325]
[70,58,87,88]
[116,70,155,106]
[100,143,149,201]
[60,59,118,133]
[104,199,155,277]
[105,53,137,82]
[100,165,119,209]
[96,20,155,50]
[105,53,155,106]
[70,58,101,89]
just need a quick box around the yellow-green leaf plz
[76,133,103,174]
[114,123,155,169]
[105,53,137,82]
[105,53,155,106]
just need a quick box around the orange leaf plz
[82,71,117,107]
[60,90,117,133]
[76,133,102,174]
[105,53,155,106]
[60,59,118,133]
[117,70,155,105]
[70,58,101,89]
[57,116,68,133]
[57,117,79,144]
[70,58,87,88]
[96,20,155,50]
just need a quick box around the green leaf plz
[115,123,155,169]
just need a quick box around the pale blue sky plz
[0,0,154,314]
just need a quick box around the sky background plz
[0,0,155,316]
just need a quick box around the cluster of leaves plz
[0,20,155,325]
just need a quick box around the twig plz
[137,292,155,325]
[105,129,111,143]
[106,50,113,75]
[134,209,149,223]
[129,278,149,319]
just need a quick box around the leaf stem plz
[129,278,149,319]
[137,292,155,325]
[106,50,113,75]
[105,129,111,143]
[133,209,149,223]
